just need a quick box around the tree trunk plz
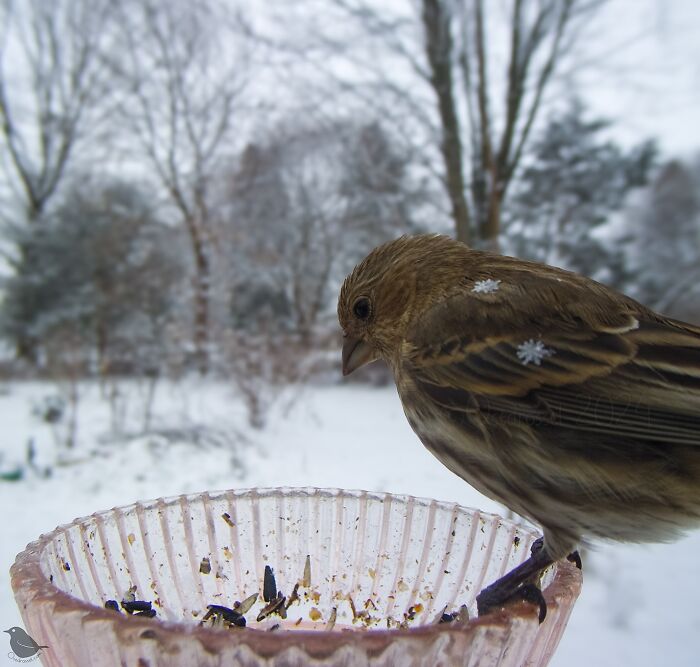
[185,217,211,375]
[421,0,471,245]
[443,133,472,245]
[482,182,502,253]
[14,235,41,365]
[193,243,210,376]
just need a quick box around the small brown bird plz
[338,234,700,619]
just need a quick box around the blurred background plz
[0,0,699,665]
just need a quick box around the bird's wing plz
[404,272,700,445]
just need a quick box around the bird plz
[337,233,700,620]
[4,627,49,658]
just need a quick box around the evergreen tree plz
[624,159,700,320]
[505,100,656,284]
[1,178,183,373]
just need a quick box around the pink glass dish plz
[11,487,581,666]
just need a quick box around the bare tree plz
[456,0,604,248]
[109,0,248,373]
[271,0,605,248]
[223,120,416,341]
[409,0,608,247]
[0,0,115,223]
[0,0,117,360]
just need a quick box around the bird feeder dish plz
[11,487,581,666]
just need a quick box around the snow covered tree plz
[505,100,656,283]
[221,119,419,340]
[0,0,120,360]
[0,179,184,374]
[263,0,608,247]
[623,159,700,321]
[107,0,249,374]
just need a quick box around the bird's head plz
[338,234,469,375]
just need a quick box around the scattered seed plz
[348,595,358,621]
[235,593,258,616]
[302,555,311,587]
[277,599,288,619]
[285,582,300,610]
[325,607,337,631]
[201,604,246,628]
[404,606,418,621]
[200,557,211,575]
[222,513,235,527]
[263,565,277,602]
[309,607,322,621]
[122,600,154,615]
[256,592,286,622]
[432,605,448,624]
[457,604,469,622]
[440,604,469,624]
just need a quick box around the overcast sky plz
[578,0,700,155]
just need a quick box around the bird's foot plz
[476,581,547,623]
[476,536,554,624]
[567,550,582,569]
[438,604,469,624]
[530,536,544,556]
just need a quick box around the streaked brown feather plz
[404,268,700,446]
[338,234,700,556]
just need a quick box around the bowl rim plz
[10,486,582,653]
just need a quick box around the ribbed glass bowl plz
[11,487,581,666]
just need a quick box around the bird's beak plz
[342,335,377,376]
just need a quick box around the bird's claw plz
[516,583,547,623]
[477,582,547,624]
[530,536,545,556]
[438,604,469,624]
[567,550,582,569]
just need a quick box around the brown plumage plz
[338,234,700,572]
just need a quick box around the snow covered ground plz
[1,379,699,666]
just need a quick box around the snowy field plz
[1,379,699,666]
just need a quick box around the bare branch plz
[0,0,115,220]
[421,0,471,243]
[474,0,494,174]
[504,0,575,189]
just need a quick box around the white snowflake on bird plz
[516,339,555,366]
[472,279,501,294]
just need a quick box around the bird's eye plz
[352,296,372,321]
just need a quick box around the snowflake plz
[472,279,501,294]
[516,339,555,366]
